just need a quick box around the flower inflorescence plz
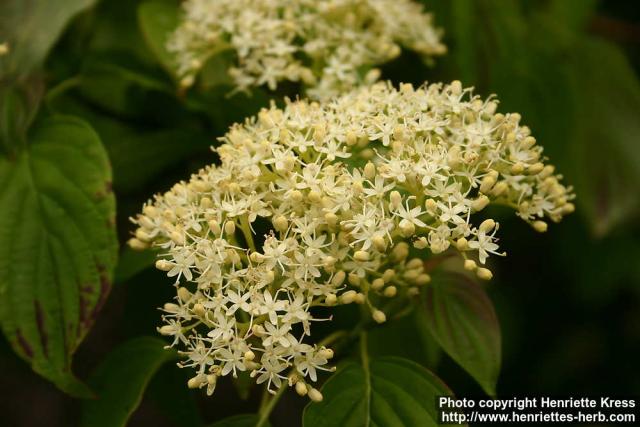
[129,81,574,399]
[168,0,445,98]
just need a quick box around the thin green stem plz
[360,330,371,427]
[239,215,256,253]
[256,383,287,427]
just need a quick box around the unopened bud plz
[371,278,385,290]
[415,274,431,286]
[340,290,357,304]
[158,325,175,335]
[464,259,477,271]
[273,216,288,232]
[491,181,508,197]
[477,268,493,280]
[193,303,205,317]
[354,250,370,261]
[456,237,469,251]
[332,271,346,286]
[479,219,496,233]
[382,269,395,283]
[296,381,308,396]
[472,195,490,212]
[533,221,548,233]
[372,310,387,324]
[156,259,172,271]
[177,287,191,303]
[128,238,148,250]
[188,375,204,389]
[325,212,338,228]
[224,221,236,235]
[372,235,386,251]
[208,219,221,234]
[348,273,361,286]
[308,388,323,402]
[383,286,397,297]
[407,258,423,270]
[390,191,402,209]
[480,176,496,193]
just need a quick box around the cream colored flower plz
[130,81,574,398]
[167,0,446,98]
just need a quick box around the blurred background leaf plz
[81,337,176,427]
[0,0,97,79]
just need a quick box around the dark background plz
[1,0,639,426]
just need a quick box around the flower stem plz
[256,384,287,427]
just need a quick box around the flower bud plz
[340,290,357,304]
[477,267,493,280]
[479,219,496,233]
[224,221,236,235]
[348,273,361,286]
[372,309,387,324]
[383,286,397,297]
[332,271,346,286]
[390,191,402,209]
[308,388,323,402]
[128,238,148,250]
[533,220,548,233]
[156,259,172,271]
[354,250,370,261]
[178,287,192,302]
[472,195,490,212]
[364,162,376,180]
[296,381,308,396]
[464,259,477,271]
[273,216,288,232]
[371,278,385,290]
[382,269,395,283]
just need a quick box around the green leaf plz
[146,363,204,427]
[0,77,44,155]
[114,247,157,284]
[0,115,117,397]
[304,356,457,427]
[138,0,181,78]
[0,0,98,79]
[81,337,177,427]
[367,308,441,369]
[423,273,501,396]
[563,38,640,236]
[210,414,267,427]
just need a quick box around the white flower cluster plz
[167,0,445,98]
[129,81,574,399]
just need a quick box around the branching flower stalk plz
[168,0,446,98]
[129,81,574,401]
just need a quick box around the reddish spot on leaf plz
[34,301,49,357]
[15,329,33,359]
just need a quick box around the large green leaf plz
[563,38,640,236]
[367,308,441,369]
[304,356,456,427]
[423,273,501,396]
[138,0,181,78]
[0,0,97,78]
[0,115,117,397]
[81,337,177,427]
